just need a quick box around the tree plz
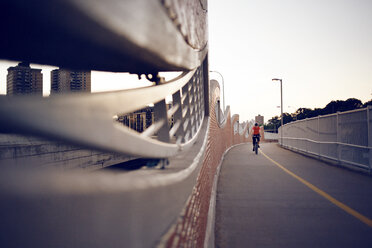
[363,99,372,108]
[345,98,363,110]
[266,98,368,129]
[322,98,362,115]
[282,112,294,125]
[264,116,280,132]
[294,108,320,120]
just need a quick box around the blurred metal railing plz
[0,0,209,159]
[0,0,208,72]
[279,106,372,172]
[0,66,207,158]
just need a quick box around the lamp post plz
[210,70,225,112]
[272,78,283,145]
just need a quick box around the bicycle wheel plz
[255,143,258,155]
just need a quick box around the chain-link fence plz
[279,106,372,172]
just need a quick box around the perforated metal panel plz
[279,107,372,171]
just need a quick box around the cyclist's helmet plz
[254,123,258,126]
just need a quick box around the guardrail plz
[0,0,210,160]
[0,64,207,159]
[264,132,279,141]
[279,106,372,173]
[0,0,208,72]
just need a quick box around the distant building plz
[6,62,43,96]
[255,115,264,126]
[118,107,154,133]
[50,69,91,94]
[117,103,174,134]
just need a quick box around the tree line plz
[264,98,372,132]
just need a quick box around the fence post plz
[154,99,170,142]
[172,90,185,141]
[195,72,201,127]
[305,122,308,153]
[190,77,197,137]
[336,112,340,163]
[367,106,371,173]
[318,116,320,157]
[182,82,192,142]
[202,55,210,117]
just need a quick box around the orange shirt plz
[252,126,260,135]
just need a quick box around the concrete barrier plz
[0,134,133,171]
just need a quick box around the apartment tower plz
[7,62,43,96]
[51,69,91,94]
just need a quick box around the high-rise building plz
[50,69,91,94]
[6,62,43,96]
[255,114,264,126]
[118,107,154,133]
[117,103,174,134]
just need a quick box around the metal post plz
[318,116,320,157]
[172,90,184,141]
[367,106,371,173]
[200,73,205,122]
[182,82,192,142]
[305,121,308,153]
[336,112,340,163]
[272,78,283,146]
[202,55,210,117]
[154,99,170,142]
[189,78,195,136]
[280,79,283,146]
[194,76,200,128]
[196,71,202,123]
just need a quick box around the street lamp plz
[210,71,225,112]
[272,78,283,145]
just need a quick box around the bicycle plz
[252,135,259,155]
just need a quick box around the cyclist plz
[251,123,261,151]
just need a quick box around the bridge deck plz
[215,143,372,248]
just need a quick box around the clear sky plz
[209,0,372,122]
[1,0,372,123]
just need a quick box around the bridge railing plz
[279,106,372,173]
[0,0,209,161]
[264,131,279,141]
[0,65,207,159]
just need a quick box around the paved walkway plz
[215,143,372,248]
